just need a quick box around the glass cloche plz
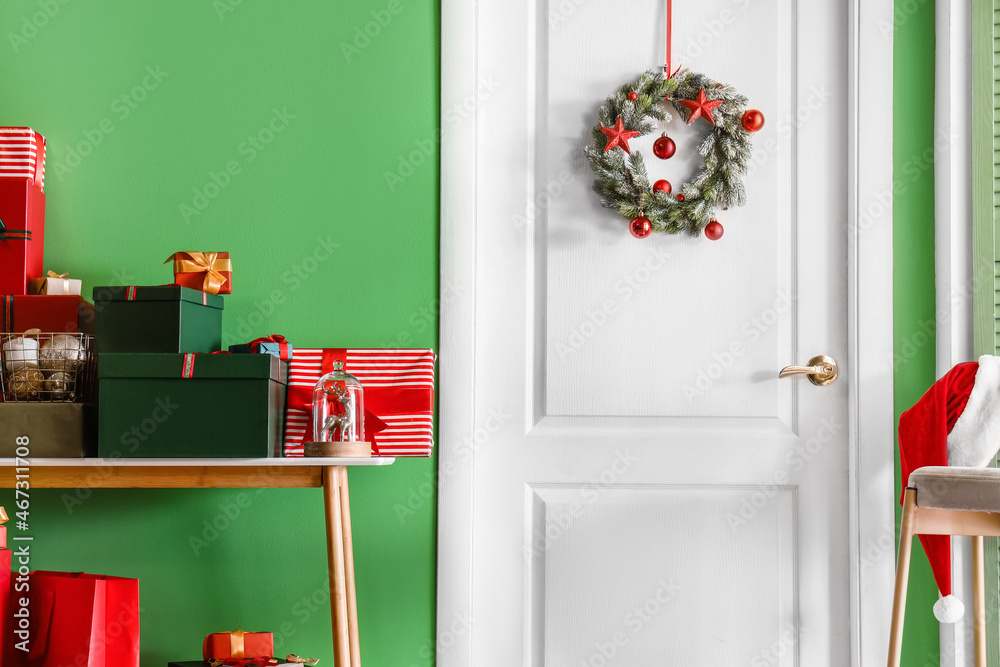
[312,360,365,443]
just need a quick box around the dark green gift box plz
[92,285,223,354]
[0,403,97,457]
[97,353,287,458]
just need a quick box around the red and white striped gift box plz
[284,348,436,457]
[0,128,45,192]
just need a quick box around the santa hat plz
[898,355,1000,623]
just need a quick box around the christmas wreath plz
[585,68,764,239]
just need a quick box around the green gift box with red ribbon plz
[92,285,223,354]
[96,353,286,458]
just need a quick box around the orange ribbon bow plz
[166,251,232,294]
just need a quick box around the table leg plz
[323,466,351,666]
[339,467,362,666]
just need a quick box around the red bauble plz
[652,133,676,160]
[705,219,724,240]
[742,109,765,133]
[629,216,652,239]
[652,179,671,194]
[627,91,638,101]
[676,194,685,202]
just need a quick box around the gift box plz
[97,353,287,458]
[1,295,95,333]
[93,285,223,354]
[284,348,436,457]
[0,404,97,456]
[0,178,45,295]
[4,571,139,667]
[203,630,274,660]
[0,127,45,191]
[166,251,232,295]
[229,335,292,361]
[31,270,82,295]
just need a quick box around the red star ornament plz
[678,88,724,125]
[599,117,641,153]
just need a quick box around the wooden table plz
[0,457,394,667]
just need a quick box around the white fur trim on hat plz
[948,355,1000,467]
[934,594,965,623]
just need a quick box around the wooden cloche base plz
[304,441,373,458]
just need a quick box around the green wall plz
[0,2,440,664]
[893,0,940,663]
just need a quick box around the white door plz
[438,1,895,665]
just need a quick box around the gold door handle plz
[779,355,838,386]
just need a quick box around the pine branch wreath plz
[585,68,759,237]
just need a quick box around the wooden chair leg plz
[973,535,987,667]
[339,466,362,666]
[323,466,351,667]
[888,489,918,667]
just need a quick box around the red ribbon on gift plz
[181,353,196,378]
[248,334,291,361]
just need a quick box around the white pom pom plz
[934,595,965,623]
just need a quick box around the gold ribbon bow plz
[46,271,70,294]
[0,507,7,523]
[166,252,231,294]
[229,629,245,658]
[286,655,320,666]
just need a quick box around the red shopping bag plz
[5,571,139,667]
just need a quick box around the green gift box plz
[0,403,97,457]
[97,353,287,458]
[92,285,223,354]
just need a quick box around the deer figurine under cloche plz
[307,359,371,457]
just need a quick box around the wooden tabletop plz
[0,457,394,488]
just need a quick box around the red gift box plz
[203,630,274,660]
[166,251,232,295]
[5,571,139,667]
[0,128,45,192]
[1,295,95,334]
[0,179,45,296]
[284,348,436,457]
[0,549,9,664]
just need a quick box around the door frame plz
[436,1,895,665]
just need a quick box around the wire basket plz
[0,332,96,403]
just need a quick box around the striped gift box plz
[284,348,436,457]
[0,128,45,192]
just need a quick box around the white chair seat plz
[908,466,1000,512]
